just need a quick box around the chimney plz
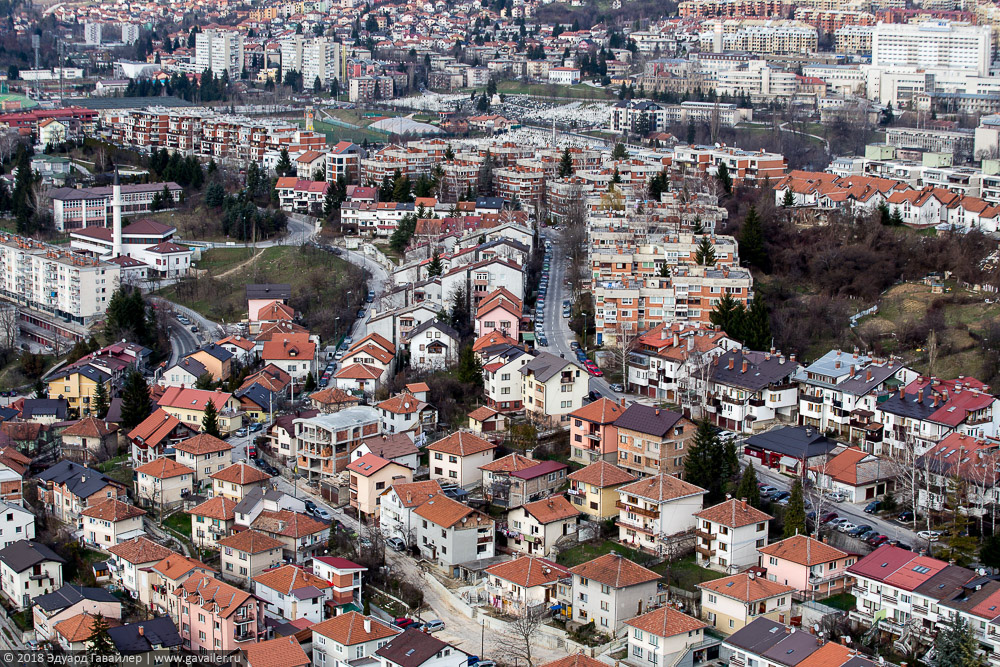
[866,370,872,382]
[835,360,841,369]
[655,409,660,416]
[728,358,734,370]
[364,618,372,633]
[672,333,679,346]
[840,637,848,645]
[112,169,123,258]
[900,387,905,399]
[741,360,748,373]
[933,395,940,407]
[741,498,747,510]
[790,354,796,363]
[850,365,855,377]
[917,389,923,403]
[138,625,144,636]
[620,397,626,407]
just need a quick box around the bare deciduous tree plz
[885,433,921,530]
[0,305,18,353]
[493,604,546,667]
[605,320,640,388]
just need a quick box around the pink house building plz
[174,573,265,653]
[568,398,625,465]
[475,289,522,338]
[757,535,856,599]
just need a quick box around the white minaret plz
[111,169,122,258]
[713,23,724,53]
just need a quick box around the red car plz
[394,617,415,629]
[820,512,839,524]
[584,361,603,377]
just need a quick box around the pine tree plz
[686,119,696,145]
[92,382,109,418]
[120,370,151,430]
[781,189,795,208]
[456,345,483,388]
[695,236,717,266]
[303,372,316,392]
[611,142,628,160]
[710,293,745,340]
[783,478,806,538]
[932,615,982,667]
[161,184,174,208]
[323,183,339,219]
[87,612,116,656]
[427,251,443,277]
[735,464,761,508]
[683,419,726,504]
[201,399,221,438]
[716,161,732,195]
[738,205,768,271]
[743,292,772,350]
[276,148,293,177]
[889,206,904,226]
[558,148,573,178]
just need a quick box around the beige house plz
[173,433,231,490]
[146,553,216,626]
[54,612,121,652]
[567,461,636,520]
[698,571,795,635]
[346,453,412,519]
[32,584,122,643]
[217,529,285,586]
[187,496,238,549]
[80,499,145,549]
[693,498,772,573]
[210,463,273,501]
[426,431,496,488]
[135,457,194,509]
[506,496,580,557]
[0,540,65,609]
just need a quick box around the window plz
[600,584,610,594]
[600,601,609,611]
[633,646,643,658]
[434,453,443,460]
[708,594,717,603]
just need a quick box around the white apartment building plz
[312,612,400,667]
[569,553,663,633]
[84,23,102,45]
[195,30,244,76]
[871,21,992,77]
[693,499,771,573]
[0,540,64,610]
[0,501,34,549]
[520,352,590,426]
[617,474,707,553]
[0,234,120,325]
[413,495,495,567]
[379,481,443,545]
[281,36,342,85]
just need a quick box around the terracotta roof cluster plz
[54,612,121,643]
[521,496,580,524]
[251,510,327,538]
[253,564,332,594]
[486,556,569,588]
[174,573,254,618]
[151,552,214,581]
[62,417,118,439]
[174,433,230,456]
[244,636,310,667]
[187,496,237,521]
[210,462,272,485]
[389,480,442,508]
[311,611,400,646]
[618,473,706,502]
[136,457,195,480]
[757,535,849,566]
[625,606,707,638]
[216,529,284,554]
[427,431,495,456]
[107,536,173,564]
[570,397,625,424]
[413,494,494,529]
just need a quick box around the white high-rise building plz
[84,22,102,46]
[281,36,341,86]
[872,21,992,76]
[195,30,244,76]
[121,23,140,45]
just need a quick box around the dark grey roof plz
[519,351,582,382]
[49,364,111,384]
[37,461,118,500]
[711,350,797,391]
[33,584,118,612]
[612,404,683,437]
[376,628,457,667]
[21,399,69,420]
[407,319,459,341]
[76,96,194,110]
[196,343,233,363]
[841,658,879,667]
[878,391,939,421]
[292,584,324,600]
[107,617,183,654]
[234,487,265,516]
[235,384,274,410]
[475,197,504,209]
[0,407,16,422]
[760,631,822,666]
[723,617,786,655]
[0,540,65,573]
[105,397,123,424]
[913,564,976,601]
[744,426,838,460]
[172,356,208,378]
[246,284,292,301]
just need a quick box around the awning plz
[550,604,563,611]
[778,455,799,469]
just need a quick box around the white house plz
[624,607,709,667]
[106,537,173,600]
[0,500,35,548]
[312,611,400,667]
[506,496,581,557]
[252,563,333,623]
[80,499,147,548]
[311,556,366,612]
[375,393,438,438]
[379,480,444,545]
[0,540,65,609]
[426,431,496,489]
[484,555,570,615]
[135,457,194,509]
[692,498,772,573]
[375,628,471,667]
[616,474,707,553]
[482,345,533,412]
[568,553,662,633]
[405,320,460,371]
[413,494,495,568]
[520,352,589,426]
[352,434,420,471]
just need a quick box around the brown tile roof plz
[62,417,118,439]
[413,494,494,529]
[244,636,310,667]
[310,387,361,406]
[694,498,773,529]
[567,461,635,488]
[135,457,194,479]
[152,553,215,581]
[568,553,660,588]
[107,536,173,564]
[405,382,430,393]
[521,496,580,524]
[346,453,398,477]
[617,473,705,503]
[174,573,253,618]
[480,453,535,473]
[210,462,272,485]
[538,654,608,667]
[389,481,442,508]
[697,572,796,603]
[358,433,419,461]
[252,564,331,594]
[485,556,569,588]
[1,421,42,441]
[0,446,29,476]
[468,406,500,422]
[174,433,230,456]
[129,409,190,447]
[216,529,284,554]
[795,642,854,667]
[334,363,383,380]
[757,535,849,566]
[81,498,145,522]
[251,510,327,538]
[187,496,237,521]
[54,612,121,643]
[376,393,427,415]
[569,397,626,424]
[624,606,707,638]
[426,431,495,457]
[311,611,400,646]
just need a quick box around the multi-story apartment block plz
[281,36,342,85]
[494,166,545,205]
[293,407,382,483]
[698,20,819,54]
[175,573,264,652]
[693,498,771,573]
[611,100,752,135]
[568,398,625,465]
[413,494,495,567]
[49,183,181,231]
[628,323,739,404]
[568,553,663,633]
[195,30,244,76]
[706,349,800,433]
[613,405,695,479]
[483,345,533,412]
[835,25,874,54]
[872,21,992,76]
[616,474,706,551]
[758,535,854,599]
[567,461,636,520]
[679,0,793,19]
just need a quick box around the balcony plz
[695,544,716,557]
[616,500,659,518]
[615,519,655,536]
[233,630,256,642]
[802,394,823,404]
[695,528,716,541]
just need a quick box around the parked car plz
[864,500,882,514]
[864,532,884,545]
[609,383,624,392]
[869,535,890,547]
[838,522,858,533]
[249,422,263,433]
[759,486,778,496]
[394,618,415,629]
[312,507,332,521]
[827,517,849,529]
[820,512,839,524]
[770,491,790,503]
[898,511,915,522]
[234,428,248,437]
[304,500,318,513]
[387,537,406,552]
[587,390,602,401]
[849,524,873,537]
[824,491,848,503]
[424,620,445,633]
[892,541,912,551]
[917,530,942,542]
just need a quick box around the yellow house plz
[346,453,412,519]
[566,461,636,520]
[186,344,234,382]
[47,364,112,417]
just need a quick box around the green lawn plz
[655,555,727,592]
[292,117,387,145]
[555,540,652,568]
[10,610,32,631]
[819,592,857,611]
[163,512,192,537]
